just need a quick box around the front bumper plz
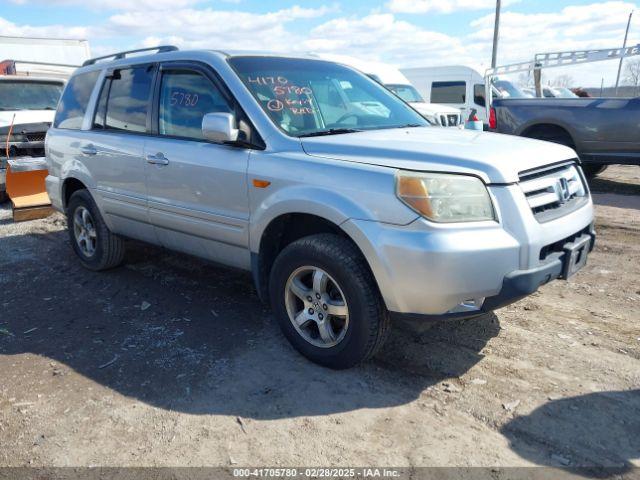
[393,228,595,322]
[341,184,595,318]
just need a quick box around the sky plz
[1,0,639,87]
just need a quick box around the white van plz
[401,65,491,123]
[315,54,463,127]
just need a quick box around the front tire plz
[66,189,125,271]
[269,233,389,369]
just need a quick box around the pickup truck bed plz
[490,97,640,177]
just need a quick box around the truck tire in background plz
[580,163,608,178]
[522,127,607,179]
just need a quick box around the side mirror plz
[202,112,239,143]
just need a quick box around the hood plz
[0,110,55,129]
[300,127,577,184]
[409,102,461,116]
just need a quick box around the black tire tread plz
[67,189,125,271]
[270,233,390,368]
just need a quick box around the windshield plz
[228,56,428,137]
[493,80,529,99]
[0,80,64,111]
[386,84,425,103]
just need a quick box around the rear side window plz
[54,70,100,129]
[94,65,154,133]
[431,81,466,104]
[159,70,231,140]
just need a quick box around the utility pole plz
[614,10,634,96]
[491,0,502,69]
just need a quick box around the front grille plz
[519,162,587,222]
[439,113,460,127]
[25,132,46,142]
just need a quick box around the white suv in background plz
[313,54,463,127]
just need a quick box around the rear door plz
[81,64,156,243]
[143,62,251,269]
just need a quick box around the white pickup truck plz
[0,75,65,202]
[0,35,88,202]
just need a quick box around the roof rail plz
[82,45,178,67]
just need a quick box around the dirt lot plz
[0,165,638,473]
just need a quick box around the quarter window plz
[159,70,231,140]
[94,65,154,133]
[54,70,100,129]
[431,81,466,104]
[473,84,486,107]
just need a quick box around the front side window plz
[431,81,466,104]
[159,70,231,140]
[54,71,100,129]
[94,65,153,133]
[228,56,427,137]
[386,84,425,103]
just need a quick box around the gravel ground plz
[0,165,638,475]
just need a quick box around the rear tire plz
[66,189,125,271]
[269,233,390,369]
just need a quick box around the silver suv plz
[45,47,595,369]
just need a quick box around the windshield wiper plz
[298,128,362,137]
[397,123,423,128]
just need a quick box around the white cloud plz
[0,16,89,39]
[468,1,640,85]
[470,2,639,64]
[3,1,639,87]
[303,13,472,67]
[387,0,519,14]
[9,0,203,10]
[110,5,337,51]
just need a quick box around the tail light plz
[489,107,497,130]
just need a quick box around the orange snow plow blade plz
[6,158,53,222]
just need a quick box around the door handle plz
[146,153,169,166]
[81,145,97,156]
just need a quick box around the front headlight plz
[396,171,496,223]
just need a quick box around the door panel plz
[80,131,156,243]
[145,65,251,269]
[144,138,250,268]
[84,64,157,243]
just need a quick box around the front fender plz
[249,184,407,252]
[247,151,419,253]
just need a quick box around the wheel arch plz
[252,212,380,305]
[520,122,575,147]
[61,177,88,209]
